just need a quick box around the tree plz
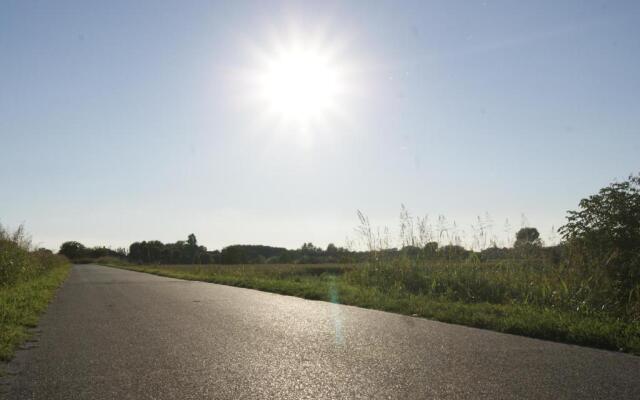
[186,234,198,263]
[438,245,468,260]
[514,227,541,247]
[424,242,438,255]
[559,173,640,284]
[187,234,197,247]
[59,241,86,260]
[129,240,164,264]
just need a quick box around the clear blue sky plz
[1,0,639,251]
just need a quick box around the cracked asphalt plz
[2,264,639,399]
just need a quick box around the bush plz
[0,224,68,287]
[560,173,640,289]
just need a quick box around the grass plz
[100,258,640,356]
[0,264,70,362]
[0,224,71,367]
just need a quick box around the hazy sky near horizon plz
[1,1,639,251]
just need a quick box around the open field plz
[100,259,640,355]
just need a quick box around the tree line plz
[58,227,555,265]
[58,172,640,292]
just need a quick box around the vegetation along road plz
[2,264,639,399]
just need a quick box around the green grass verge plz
[102,262,640,355]
[0,264,70,363]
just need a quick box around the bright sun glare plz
[258,49,341,122]
[244,31,350,130]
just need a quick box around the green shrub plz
[560,174,640,285]
[0,224,69,287]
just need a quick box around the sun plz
[242,31,351,129]
[237,25,359,137]
[258,48,341,123]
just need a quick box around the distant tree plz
[208,250,221,264]
[438,245,468,260]
[59,241,86,260]
[88,246,120,259]
[126,237,361,265]
[400,245,421,257]
[129,240,164,264]
[514,227,541,247]
[186,234,198,263]
[301,242,320,254]
[187,234,197,247]
[422,242,439,259]
[326,243,338,254]
[424,242,438,254]
[481,245,510,261]
[220,245,245,264]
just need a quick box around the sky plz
[1,0,639,252]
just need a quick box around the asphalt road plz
[2,264,639,399]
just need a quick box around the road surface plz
[2,264,639,399]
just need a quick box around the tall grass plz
[1,224,68,286]
[353,209,639,322]
[0,224,70,363]
[345,258,635,319]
